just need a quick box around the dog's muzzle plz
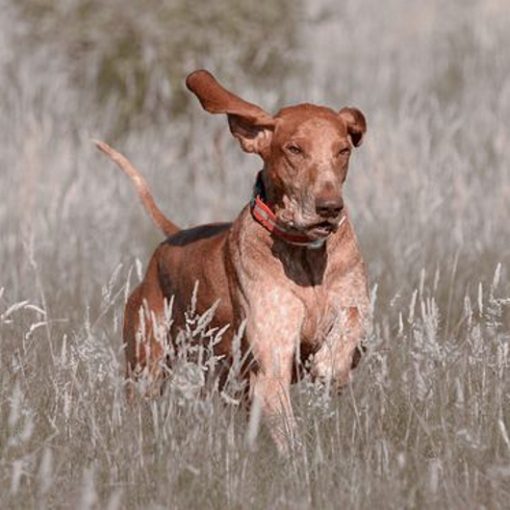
[250,171,342,249]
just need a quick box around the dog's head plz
[186,70,366,241]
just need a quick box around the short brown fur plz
[96,70,369,453]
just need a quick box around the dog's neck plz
[250,170,339,250]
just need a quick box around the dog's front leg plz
[248,344,295,454]
[311,305,366,392]
[242,304,301,454]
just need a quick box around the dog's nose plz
[315,197,344,218]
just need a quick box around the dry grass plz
[1,0,509,508]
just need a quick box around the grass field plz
[1,0,509,508]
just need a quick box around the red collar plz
[250,172,328,249]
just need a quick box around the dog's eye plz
[287,144,303,155]
[338,147,351,157]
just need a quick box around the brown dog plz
[96,70,369,453]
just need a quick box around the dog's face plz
[186,70,366,240]
[263,105,365,240]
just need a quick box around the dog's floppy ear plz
[338,107,367,147]
[186,70,274,157]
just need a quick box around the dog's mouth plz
[276,208,345,241]
[305,220,339,239]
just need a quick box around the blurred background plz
[0,1,509,507]
[1,0,509,311]
[1,0,509,301]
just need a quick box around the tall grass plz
[0,0,509,508]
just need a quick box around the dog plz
[96,69,369,453]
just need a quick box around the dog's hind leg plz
[123,259,169,401]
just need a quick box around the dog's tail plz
[94,140,179,237]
